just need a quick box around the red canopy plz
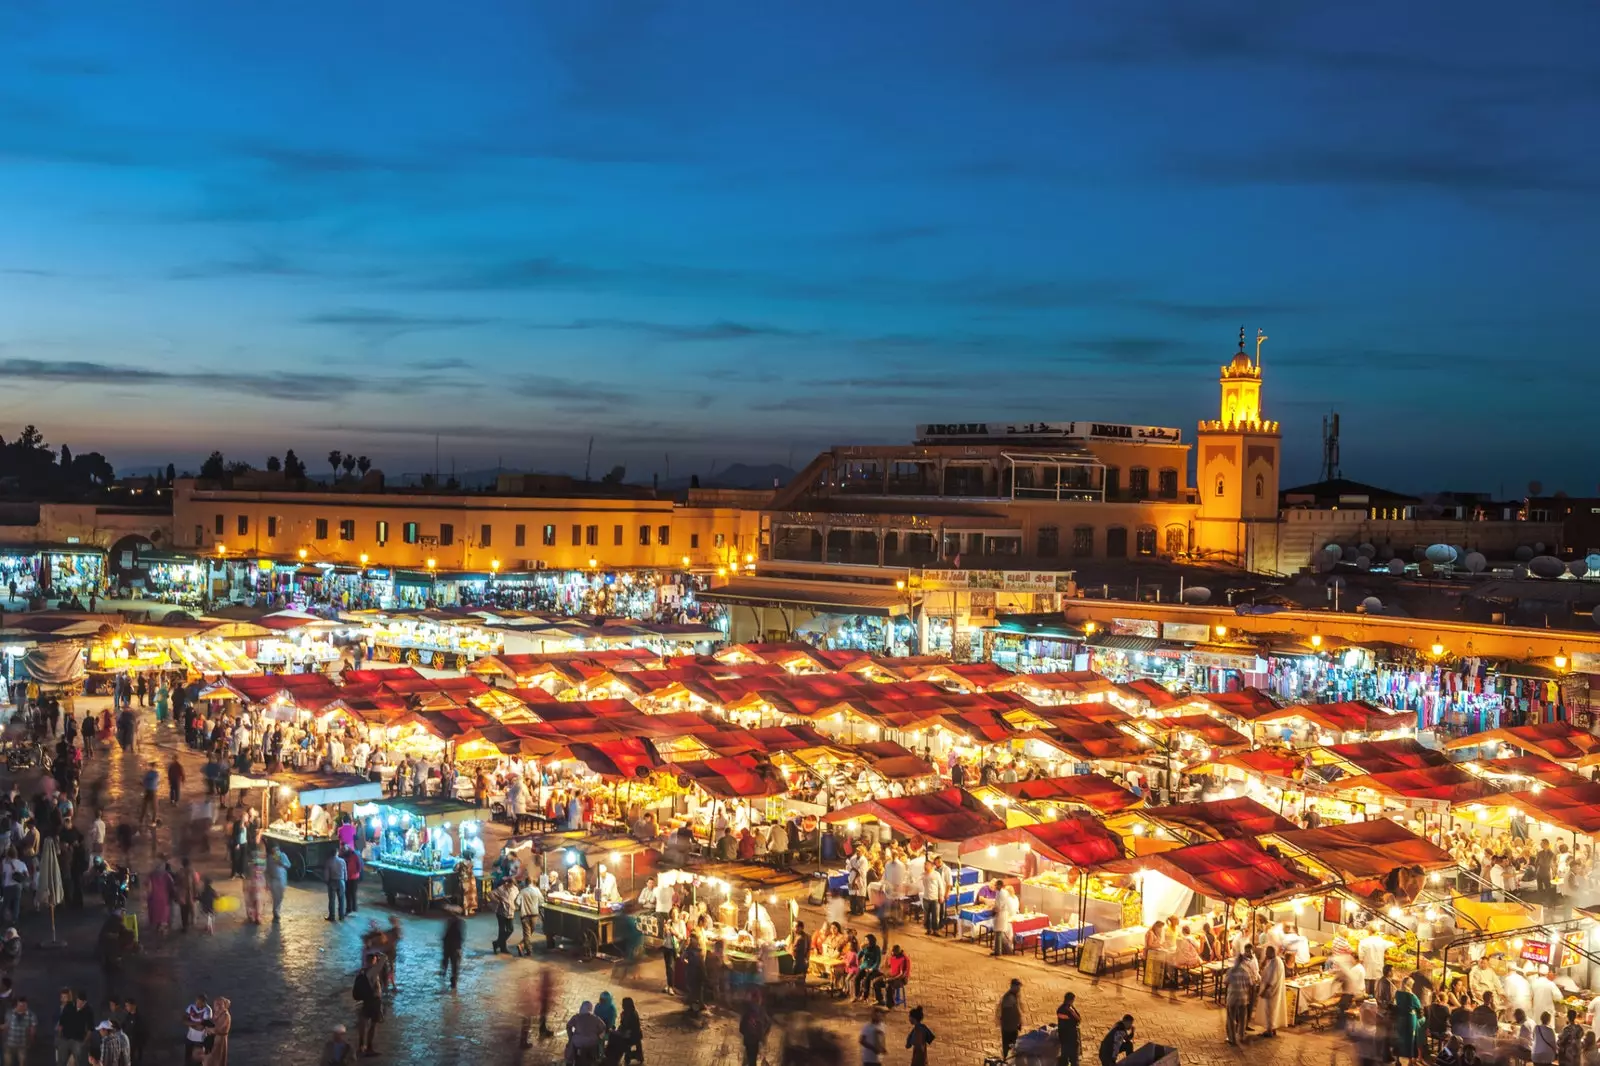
[1446,724,1600,767]
[1192,747,1302,782]
[1468,756,1590,789]
[1318,738,1449,775]
[1272,819,1455,879]
[1113,679,1182,709]
[1194,688,1280,721]
[1142,796,1298,840]
[342,667,423,685]
[1101,838,1320,902]
[1036,723,1154,763]
[961,814,1126,869]
[566,738,662,780]
[672,755,787,799]
[1142,714,1251,748]
[849,740,935,781]
[998,774,1141,814]
[824,787,1005,842]
[1335,764,1493,806]
[1260,700,1412,734]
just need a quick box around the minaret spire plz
[1255,328,1267,369]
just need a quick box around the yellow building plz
[171,480,759,573]
[1193,327,1283,570]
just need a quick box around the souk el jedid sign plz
[916,421,1182,444]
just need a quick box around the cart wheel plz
[386,892,398,907]
[545,932,557,949]
[288,854,306,881]
[581,930,599,960]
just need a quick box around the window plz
[480,524,492,548]
[1129,467,1149,498]
[266,516,278,539]
[1158,469,1178,499]
[214,514,224,535]
[315,518,329,540]
[1072,526,1094,558]
[193,524,203,545]
[236,515,249,536]
[1165,525,1186,556]
[690,533,700,549]
[376,521,388,546]
[570,524,581,546]
[514,524,526,548]
[714,533,726,548]
[1105,527,1128,557]
[1254,474,1264,499]
[1135,528,1157,556]
[585,525,598,546]
[543,525,556,547]
[439,523,454,546]
[337,519,354,541]
[1215,475,1225,497]
[658,525,670,547]
[613,525,624,546]
[639,525,652,546]
[403,522,419,544]
[1036,526,1060,558]
[1103,468,1120,497]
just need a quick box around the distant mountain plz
[663,463,795,490]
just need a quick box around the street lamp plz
[1555,647,1569,671]
[298,548,308,561]
[1309,632,1322,649]
[490,558,500,572]
[588,557,598,570]
[1214,625,1228,639]
[681,555,690,569]
[1430,639,1445,658]
[359,553,369,567]
[1083,621,1097,636]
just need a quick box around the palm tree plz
[356,455,371,477]
[342,454,357,478]
[327,450,343,481]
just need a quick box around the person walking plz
[201,997,229,1066]
[318,1025,352,1066]
[1057,992,1082,1066]
[265,847,289,922]
[489,878,517,954]
[341,846,361,916]
[3,996,34,1066]
[515,878,542,958]
[738,992,772,1066]
[166,758,184,808]
[119,1000,145,1066]
[55,988,94,1066]
[906,1006,935,1066]
[352,953,384,1057]
[921,858,947,937]
[182,995,211,1066]
[324,850,347,922]
[146,861,174,937]
[441,909,465,993]
[175,858,199,934]
[860,1006,887,1066]
[1258,945,1286,1038]
[138,766,158,826]
[1225,953,1253,1045]
[997,979,1024,1060]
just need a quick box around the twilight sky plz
[1,2,1596,491]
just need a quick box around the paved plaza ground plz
[2,696,1366,1066]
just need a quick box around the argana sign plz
[916,421,1182,444]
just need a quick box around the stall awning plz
[1034,723,1156,764]
[1100,838,1322,903]
[1335,764,1493,807]
[567,738,662,780]
[1312,738,1449,777]
[699,579,912,617]
[1140,796,1298,841]
[1463,756,1590,789]
[672,755,788,799]
[371,797,487,827]
[1445,724,1600,767]
[275,772,383,806]
[1256,700,1413,735]
[997,774,1141,815]
[1184,747,1302,783]
[960,815,1126,869]
[823,787,1005,842]
[1190,688,1281,721]
[1084,634,1164,653]
[1138,714,1252,749]
[1269,820,1455,881]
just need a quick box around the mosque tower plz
[1194,327,1281,569]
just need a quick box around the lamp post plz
[426,557,437,605]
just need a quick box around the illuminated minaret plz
[1195,327,1281,568]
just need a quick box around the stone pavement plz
[4,698,1365,1066]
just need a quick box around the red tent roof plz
[342,667,423,685]
[962,814,1127,869]
[1102,838,1320,902]
[1260,700,1412,734]
[848,740,935,780]
[745,724,838,752]
[1114,679,1182,709]
[998,774,1141,814]
[1272,819,1455,879]
[1192,748,1302,781]
[1335,764,1493,805]
[566,738,662,780]
[1142,796,1298,840]
[1467,756,1590,788]
[1318,738,1449,775]
[824,787,1006,842]
[1446,723,1600,766]
[1142,714,1252,748]
[1197,688,1281,721]
[672,755,787,799]
[1036,724,1154,763]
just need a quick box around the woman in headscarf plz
[243,852,266,924]
[1392,972,1426,1066]
[456,857,477,916]
[203,996,231,1066]
[147,858,174,936]
[565,1001,607,1066]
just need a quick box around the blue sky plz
[0,2,1596,491]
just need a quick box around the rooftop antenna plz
[584,436,594,481]
[1255,328,1267,369]
[1320,411,1342,482]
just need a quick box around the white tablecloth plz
[1096,925,1148,954]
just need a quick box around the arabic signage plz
[916,421,1182,444]
[917,569,1075,593]
[1112,618,1161,638]
[1162,622,1213,644]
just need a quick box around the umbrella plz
[36,836,65,948]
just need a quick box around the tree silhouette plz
[59,444,73,472]
[266,455,281,473]
[328,450,343,481]
[341,454,357,478]
[600,465,626,485]
[200,451,226,480]
[165,463,176,485]
[283,450,306,479]
[356,455,371,477]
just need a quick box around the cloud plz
[1,267,56,277]
[811,375,975,393]
[539,318,807,342]
[1176,145,1598,196]
[507,376,637,406]
[407,356,476,372]
[236,143,439,177]
[0,356,446,403]
[302,308,497,331]
[1068,337,1189,362]
[167,251,322,280]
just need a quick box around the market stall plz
[1444,723,1600,768]
[537,835,656,959]
[959,815,1128,954]
[260,772,384,879]
[363,796,488,910]
[822,787,1007,863]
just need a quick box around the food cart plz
[258,772,383,880]
[537,834,657,959]
[363,797,488,911]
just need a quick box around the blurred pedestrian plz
[440,910,464,993]
[1057,992,1080,1066]
[604,997,643,1066]
[202,997,230,1066]
[906,1006,935,1066]
[738,992,771,1066]
[997,979,1023,1059]
[352,953,384,1057]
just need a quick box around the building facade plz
[170,481,760,573]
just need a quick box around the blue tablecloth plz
[959,905,995,924]
[826,871,848,895]
[945,887,977,908]
[1040,924,1096,950]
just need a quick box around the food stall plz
[363,796,489,910]
[656,862,811,962]
[259,772,384,879]
[822,787,1007,866]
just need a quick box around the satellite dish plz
[1571,560,1589,578]
[1327,575,1347,590]
[1324,544,1343,559]
[1534,542,1547,554]
[1515,546,1534,562]
[1513,564,1529,580]
[1587,553,1600,574]
[1377,544,1395,561]
[1530,555,1565,579]
[1463,552,1487,573]
[1354,555,1371,569]
[1387,559,1405,575]
[1413,547,1427,562]
[1362,596,1383,611]
[1180,586,1212,604]
[1425,544,1457,564]
[1358,543,1375,557]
